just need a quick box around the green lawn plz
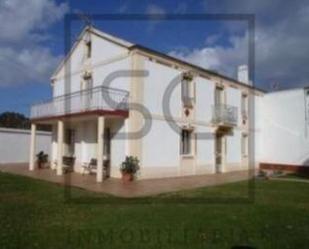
[277,172,309,180]
[0,172,308,249]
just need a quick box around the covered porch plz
[29,85,129,182]
[29,113,127,183]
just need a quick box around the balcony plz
[31,86,129,120]
[211,104,238,127]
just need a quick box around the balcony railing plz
[31,86,129,119]
[211,104,238,127]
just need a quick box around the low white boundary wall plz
[0,127,51,164]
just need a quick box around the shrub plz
[36,151,48,169]
[120,156,140,175]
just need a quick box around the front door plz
[103,128,111,178]
[215,132,224,173]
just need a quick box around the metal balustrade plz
[212,104,238,127]
[30,86,129,119]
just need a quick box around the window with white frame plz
[181,73,194,107]
[241,133,248,157]
[85,75,93,90]
[85,39,91,58]
[241,93,248,120]
[180,129,193,155]
[215,86,224,105]
[83,73,93,96]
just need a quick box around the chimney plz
[237,65,250,85]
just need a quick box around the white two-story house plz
[29,26,265,182]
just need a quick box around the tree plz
[0,112,51,131]
[0,112,30,129]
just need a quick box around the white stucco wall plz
[195,76,215,123]
[196,125,215,166]
[52,31,130,98]
[143,60,182,117]
[141,58,249,171]
[110,119,126,168]
[80,121,97,163]
[226,130,242,164]
[91,33,128,65]
[142,119,180,167]
[53,58,131,98]
[0,128,51,163]
[53,31,128,80]
[259,88,309,165]
[254,94,263,164]
[142,59,182,168]
[92,57,131,91]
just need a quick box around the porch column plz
[97,116,105,182]
[51,124,57,170]
[29,123,36,171]
[56,120,64,176]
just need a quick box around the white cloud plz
[0,0,68,87]
[205,34,221,46]
[169,48,220,71]
[0,47,61,86]
[169,34,248,79]
[171,0,309,90]
[0,0,68,42]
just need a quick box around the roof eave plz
[129,44,266,93]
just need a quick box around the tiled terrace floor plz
[0,163,253,197]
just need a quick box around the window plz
[180,129,193,155]
[82,73,93,97]
[65,129,75,144]
[85,76,93,90]
[215,86,224,105]
[241,93,248,119]
[87,76,93,98]
[181,75,194,107]
[103,128,111,156]
[86,40,91,58]
[241,133,248,157]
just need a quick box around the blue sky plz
[0,0,308,116]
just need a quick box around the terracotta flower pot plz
[37,161,49,169]
[121,172,133,183]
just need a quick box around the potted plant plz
[36,151,48,169]
[120,156,140,183]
